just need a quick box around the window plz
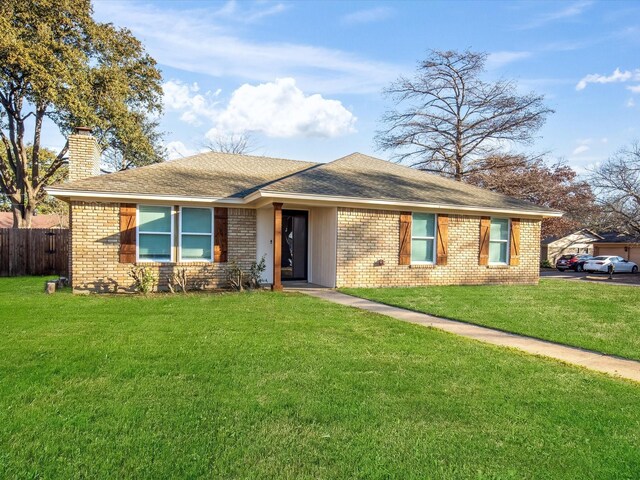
[180,207,213,261]
[489,218,509,264]
[138,205,173,262]
[411,213,436,263]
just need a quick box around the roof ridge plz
[247,163,324,193]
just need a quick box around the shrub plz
[166,268,188,293]
[540,260,553,269]
[225,255,267,291]
[129,266,156,294]
[248,255,267,289]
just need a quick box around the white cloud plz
[627,85,640,93]
[166,141,197,160]
[627,97,636,108]
[162,81,221,126]
[576,67,640,90]
[215,1,288,23]
[572,145,590,155]
[92,1,401,95]
[518,0,593,29]
[341,7,393,25]
[207,78,356,139]
[486,51,532,69]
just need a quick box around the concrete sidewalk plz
[295,288,640,384]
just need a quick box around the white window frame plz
[136,204,174,263]
[411,212,437,265]
[489,217,510,265]
[178,206,214,263]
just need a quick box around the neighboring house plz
[540,229,601,264]
[0,212,68,229]
[593,232,640,265]
[48,128,561,293]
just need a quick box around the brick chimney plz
[67,126,101,182]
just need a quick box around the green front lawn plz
[1,277,640,478]
[341,279,640,361]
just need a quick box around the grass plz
[341,279,640,361]
[1,277,639,479]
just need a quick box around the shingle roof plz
[57,152,317,198]
[594,231,640,243]
[0,212,68,228]
[50,151,561,215]
[260,153,559,214]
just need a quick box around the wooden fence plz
[0,228,69,277]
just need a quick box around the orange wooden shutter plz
[399,212,412,265]
[436,214,449,265]
[479,216,490,265]
[509,218,521,266]
[214,208,228,263]
[119,203,136,263]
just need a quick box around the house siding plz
[335,208,540,288]
[69,201,256,293]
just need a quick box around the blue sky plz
[82,0,640,173]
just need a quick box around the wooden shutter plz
[399,211,412,265]
[436,214,449,265]
[119,203,136,263]
[479,216,490,265]
[509,218,521,266]
[214,208,228,263]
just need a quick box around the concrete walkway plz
[294,288,640,383]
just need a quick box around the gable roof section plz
[48,151,561,216]
[53,152,317,199]
[255,153,560,215]
[541,228,602,246]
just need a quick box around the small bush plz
[129,266,156,294]
[225,255,267,291]
[167,268,188,293]
[540,260,553,269]
[248,255,267,289]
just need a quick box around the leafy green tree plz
[0,0,164,227]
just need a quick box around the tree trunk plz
[11,204,33,228]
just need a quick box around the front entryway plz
[281,210,308,281]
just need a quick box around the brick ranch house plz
[48,128,561,293]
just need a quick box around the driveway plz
[541,269,640,286]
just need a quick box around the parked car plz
[556,254,593,272]
[583,256,639,274]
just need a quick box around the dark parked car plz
[556,254,593,272]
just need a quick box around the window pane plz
[139,233,171,260]
[490,218,509,241]
[182,208,212,234]
[411,238,434,262]
[182,234,212,260]
[139,205,172,233]
[412,213,435,237]
[489,241,507,263]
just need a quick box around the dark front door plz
[281,210,308,281]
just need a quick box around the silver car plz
[583,256,639,274]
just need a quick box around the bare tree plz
[203,133,255,155]
[590,142,640,237]
[376,50,554,181]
